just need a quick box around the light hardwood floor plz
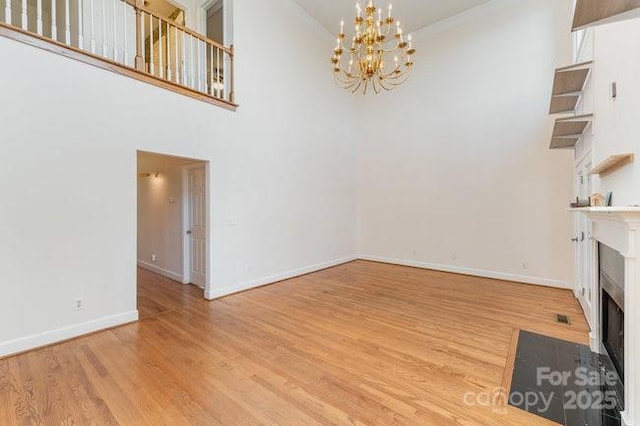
[0,261,589,425]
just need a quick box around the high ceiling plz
[291,0,492,34]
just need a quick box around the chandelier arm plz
[334,74,359,88]
[382,22,392,38]
[382,72,411,87]
[336,61,362,79]
[383,74,409,84]
[378,78,393,91]
[372,77,381,94]
[351,79,362,94]
[341,76,362,90]
[380,42,403,53]
[388,68,412,79]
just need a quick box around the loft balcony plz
[0,0,236,109]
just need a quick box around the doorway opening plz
[204,0,224,44]
[137,151,209,313]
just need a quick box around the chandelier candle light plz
[331,0,415,94]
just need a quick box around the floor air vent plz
[555,314,571,325]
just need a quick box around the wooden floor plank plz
[0,260,589,425]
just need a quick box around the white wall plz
[137,152,200,282]
[0,0,357,356]
[0,0,582,357]
[590,17,640,206]
[356,0,577,288]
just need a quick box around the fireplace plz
[599,242,625,380]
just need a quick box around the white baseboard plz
[205,256,357,300]
[137,260,183,283]
[0,310,139,358]
[357,255,572,290]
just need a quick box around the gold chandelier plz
[331,0,415,94]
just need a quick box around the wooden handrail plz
[0,0,236,108]
[123,0,232,55]
[0,21,237,109]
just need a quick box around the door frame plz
[181,162,210,293]
[198,0,233,45]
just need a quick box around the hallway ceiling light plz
[331,0,415,94]
[139,172,160,178]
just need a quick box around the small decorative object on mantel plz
[591,193,605,207]
[570,197,591,208]
[605,192,613,207]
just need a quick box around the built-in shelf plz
[589,153,635,177]
[549,61,592,114]
[550,114,593,150]
[573,0,640,31]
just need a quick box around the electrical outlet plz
[522,261,529,270]
[451,253,457,261]
[74,298,84,311]
[152,253,157,262]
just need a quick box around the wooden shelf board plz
[588,153,635,177]
[550,138,580,150]
[573,0,640,30]
[549,62,592,114]
[550,96,581,114]
[549,114,593,150]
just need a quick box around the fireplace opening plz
[599,242,625,380]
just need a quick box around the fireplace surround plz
[575,207,640,426]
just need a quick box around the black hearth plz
[599,243,625,380]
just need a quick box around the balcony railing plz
[0,0,235,107]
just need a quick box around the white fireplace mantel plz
[572,206,640,426]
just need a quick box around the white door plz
[575,160,593,319]
[187,166,207,288]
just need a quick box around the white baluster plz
[51,0,57,40]
[89,0,95,52]
[186,33,191,87]
[200,41,204,92]
[141,12,146,71]
[122,0,127,65]
[77,0,83,49]
[64,0,70,43]
[216,46,220,98]
[202,42,207,92]
[149,13,154,75]
[195,38,200,91]
[5,0,11,26]
[174,27,179,83]
[166,26,171,81]
[21,0,27,30]
[101,0,106,56]
[181,31,186,85]
[36,0,43,34]
[158,18,163,78]
[191,35,195,90]
[209,44,214,96]
[112,0,117,60]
